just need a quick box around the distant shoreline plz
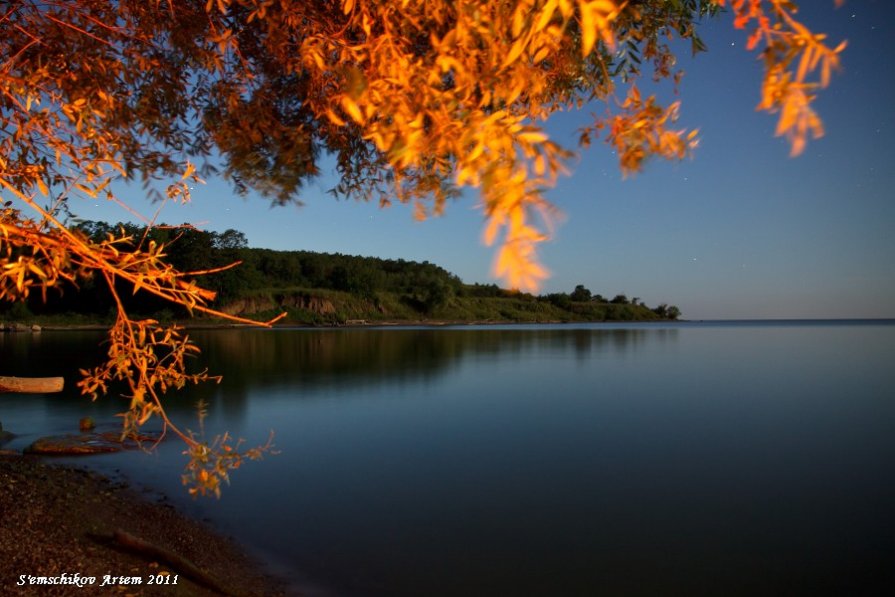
[5,317,680,332]
[4,318,893,335]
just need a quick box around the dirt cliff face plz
[291,295,337,315]
[221,294,336,316]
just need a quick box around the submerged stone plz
[25,431,162,455]
[0,421,13,446]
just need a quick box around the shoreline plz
[0,453,288,596]
[6,317,685,333]
[7,317,890,334]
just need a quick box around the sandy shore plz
[0,454,287,596]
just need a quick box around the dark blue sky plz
[81,1,895,319]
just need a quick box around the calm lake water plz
[2,321,894,596]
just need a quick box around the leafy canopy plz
[0,0,844,494]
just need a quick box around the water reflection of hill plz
[1,326,679,422]
[187,326,678,397]
[0,330,107,378]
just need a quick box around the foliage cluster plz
[0,0,840,494]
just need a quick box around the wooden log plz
[112,529,236,596]
[0,376,64,393]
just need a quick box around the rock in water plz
[25,432,162,455]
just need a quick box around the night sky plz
[79,1,895,320]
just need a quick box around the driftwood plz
[0,375,64,394]
[113,529,236,596]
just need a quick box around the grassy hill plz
[1,221,680,326]
[216,286,667,325]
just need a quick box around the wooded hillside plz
[1,221,679,325]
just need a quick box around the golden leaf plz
[579,0,596,57]
[535,0,559,32]
[340,96,365,124]
[503,37,528,68]
[533,46,551,64]
[326,109,347,127]
[74,183,98,198]
[533,154,546,177]
[518,130,548,144]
